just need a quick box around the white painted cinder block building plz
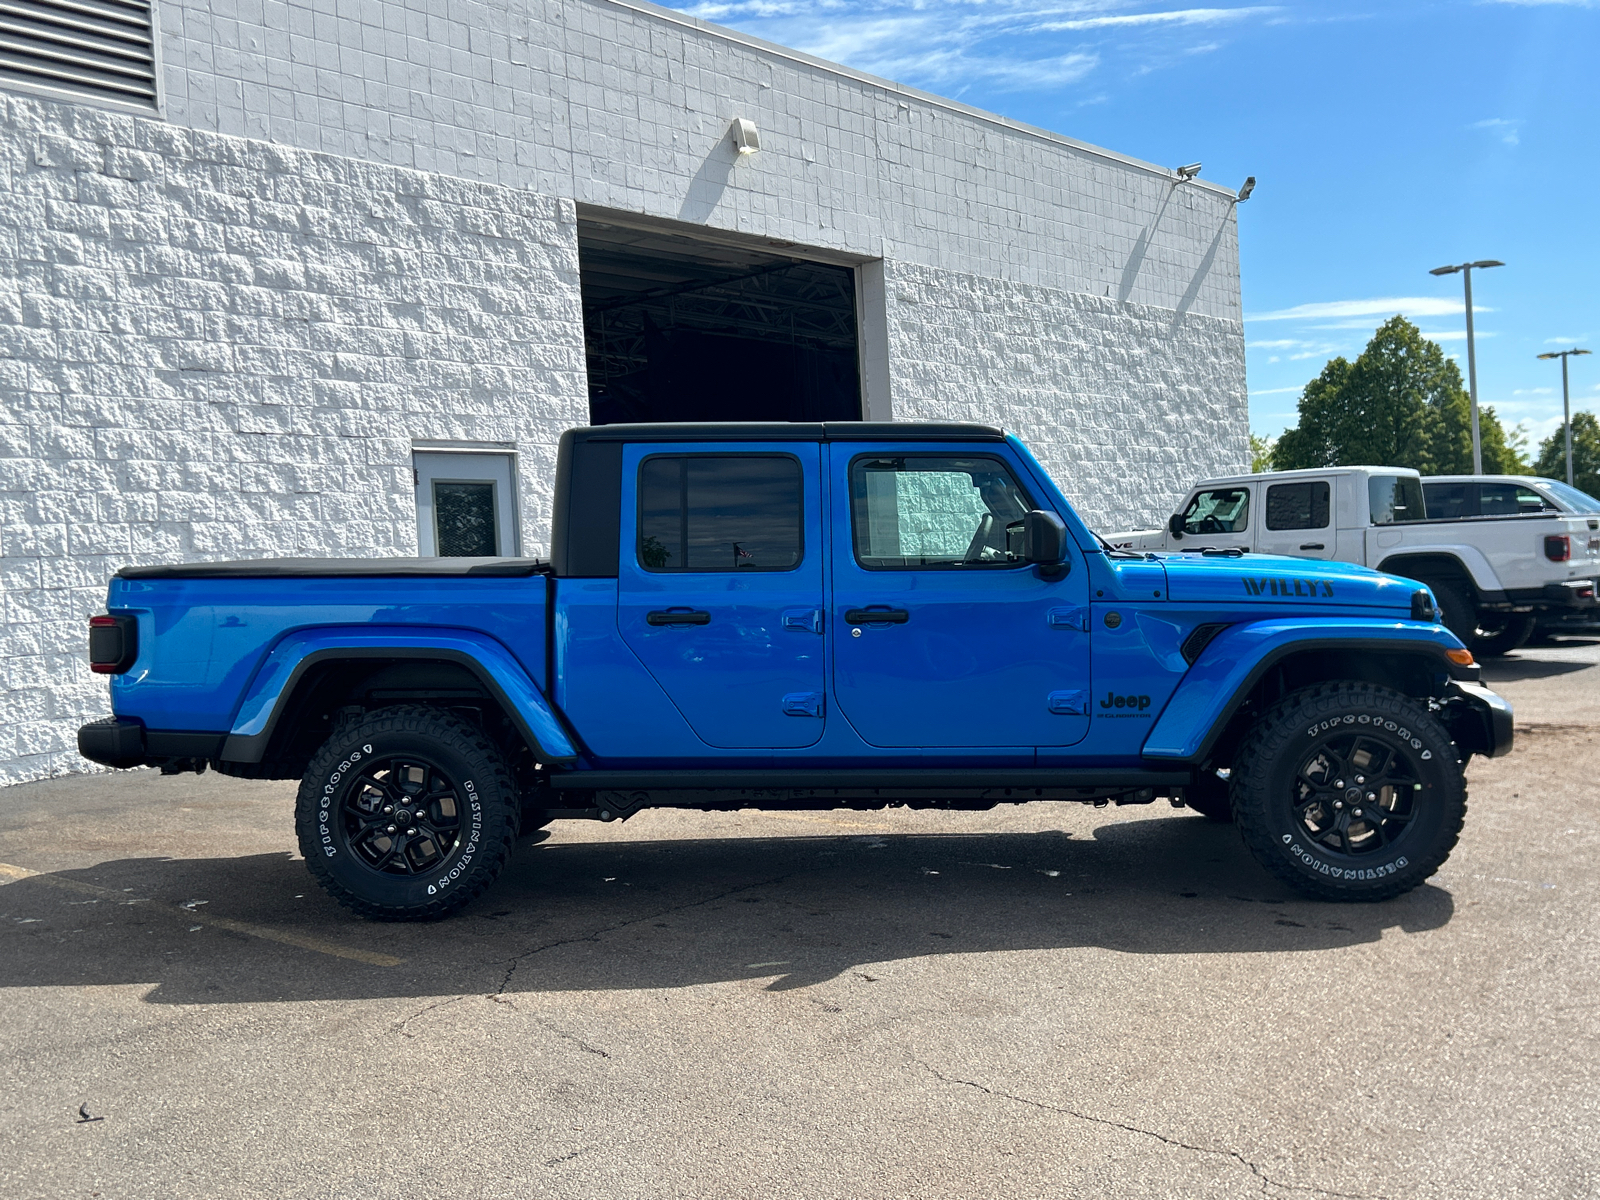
[0,0,1248,785]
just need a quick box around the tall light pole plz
[1430,259,1504,474]
[1537,348,1591,486]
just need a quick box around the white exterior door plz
[414,451,520,557]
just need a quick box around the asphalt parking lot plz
[3,643,1598,1200]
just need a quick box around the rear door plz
[617,443,826,749]
[1255,478,1335,559]
[828,445,1091,748]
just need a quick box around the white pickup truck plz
[1110,466,1600,654]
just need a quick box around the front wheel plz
[1232,683,1465,901]
[295,706,518,920]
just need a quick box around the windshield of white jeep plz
[1369,475,1427,524]
[1539,480,1600,514]
[1181,488,1250,535]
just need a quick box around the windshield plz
[1538,480,1600,514]
[1369,475,1427,524]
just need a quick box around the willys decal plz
[1242,577,1335,599]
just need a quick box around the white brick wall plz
[0,94,589,785]
[159,0,1243,323]
[883,261,1247,530]
[0,0,1248,785]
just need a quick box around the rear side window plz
[850,455,1034,569]
[1369,476,1426,525]
[1479,483,1552,516]
[1265,482,1330,531]
[1181,488,1250,535]
[1424,483,1472,519]
[637,455,802,572]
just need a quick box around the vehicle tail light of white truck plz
[1544,534,1571,562]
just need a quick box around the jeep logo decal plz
[1100,691,1151,711]
[1242,577,1334,598]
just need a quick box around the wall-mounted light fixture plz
[731,118,761,155]
[1174,162,1202,182]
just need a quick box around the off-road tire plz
[295,706,518,921]
[1233,682,1466,902]
[1185,770,1234,822]
[1470,613,1536,658]
[1427,579,1477,647]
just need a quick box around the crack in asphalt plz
[914,1062,1389,1200]
[391,994,468,1039]
[492,874,792,996]
[535,1019,610,1059]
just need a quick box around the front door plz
[1175,484,1254,552]
[829,446,1091,748]
[618,443,826,749]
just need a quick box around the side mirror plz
[1167,513,1185,539]
[1023,510,1068,569]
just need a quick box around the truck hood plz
[1156,552,1421,611]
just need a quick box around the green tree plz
[1249,432,1276,473]
[1533,411,1600,496]
[1270,316,1522,474]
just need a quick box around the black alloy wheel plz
[296,706,518,920]
[1232,682,1465,901]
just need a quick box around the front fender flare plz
[219,626,578,765]
[1142,618,1468,764]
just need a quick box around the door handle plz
[646,609,711,626]
[1299,543,1325,551]
[782,608,824,634]
[845,608,909,625]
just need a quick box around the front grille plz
[0,0,158,110]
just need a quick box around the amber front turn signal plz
[1446,648,1475,666]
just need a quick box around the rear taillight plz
[1544,535,1571,562]
[88,614,138,674]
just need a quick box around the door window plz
[1368,476,1427,524]
[637,455,803,572]
[1264,482,1330,531]
[849,456,1033,569]
[1478,483,1553,516]
[1423,483,1472,519]
[414,451,519,557]
[1181,488,1250,535]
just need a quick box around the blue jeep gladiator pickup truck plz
[78,422,1512,918]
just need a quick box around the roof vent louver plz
[0,0,159,111]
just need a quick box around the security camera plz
[1236,176,1256,202]
[1175,162,1202,181]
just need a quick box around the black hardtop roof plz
[563,421,1006,445]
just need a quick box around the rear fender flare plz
[1377,548,1501,596]
[221,626,577,765]
[1142,618,1468,764]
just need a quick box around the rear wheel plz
[295,706,518,920]
[1470,613,1536,658]
[1232,682,1465,901]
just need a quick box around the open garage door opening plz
[579,217,862,425]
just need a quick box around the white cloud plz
[1513,387,1556,395]
[1035,7,1276,32]
[678,2,1282,94]
[1248,385,1302,395]
[1544,335,1592,344]
[1246,338,1300,349]
[1421,330,1498,342]
[1471,117,1521,147]
[1247,297,1478,322]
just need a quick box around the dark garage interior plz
[578,217,862,425]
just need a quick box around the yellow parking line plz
[0,861,401,968]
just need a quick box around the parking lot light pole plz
[1430,260,1504,475]
[1537,348,1592,486]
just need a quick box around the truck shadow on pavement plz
[0,814,1454,1006]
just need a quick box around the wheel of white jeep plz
[1232,683,1465,902]
[295,706,518,920]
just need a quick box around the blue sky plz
[664,0,1600,454]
